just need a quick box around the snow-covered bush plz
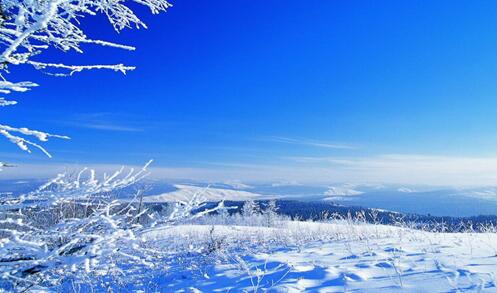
[0,162,224,291]
[263,200,278,227]
[242,200,260,217]
[192,203,288,228]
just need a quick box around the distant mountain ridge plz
[5,179,497,217]
[143,184,275,202]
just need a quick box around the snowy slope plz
[324,185,364,197]
[142,184,274,202]
[143,221,497,292]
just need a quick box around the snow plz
[323,185,364,201]
[142,221,497,292]
[324,186,363,196]
[397,187,415,193]
[143,184,275,202]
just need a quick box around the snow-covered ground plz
[139,221,497,292]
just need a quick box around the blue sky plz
[5,0,497,185]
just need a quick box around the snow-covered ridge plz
[397,187,415,193]
[143,184,274,202]
[324,186,363,197]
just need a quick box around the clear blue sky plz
[5,0,497,185]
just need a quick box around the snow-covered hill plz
[323,185,364,198]
[142,184,274,202]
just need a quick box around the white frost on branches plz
[0,0,172,162]
[0,122,70,157]
[33,159,154,200]
[0,81,36,95]
[0,162,155,290]
[0,82,64,163]
[0,96,69,162]
[0,162,224,291]
[0,0,172,72]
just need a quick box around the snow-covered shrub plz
[0,161,224,291]
[212,201,233,225]
[191,206,288,229]
[242,200,261,217]
[262,200,279,227]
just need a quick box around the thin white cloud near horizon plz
[285,154,497,186]
[263,136,357,150]
[4,154,497,187]
[60,112,145,132]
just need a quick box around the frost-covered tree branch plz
[0,122,69,157]
[0,0,171,71]
[0,0,171,161]
[0,96,69,165]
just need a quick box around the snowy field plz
[4,174,497,292]
[136,221,497,292]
